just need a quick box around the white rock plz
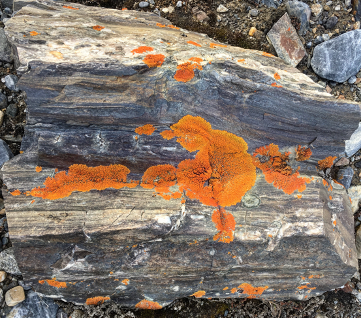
[345,122,361,157]
[335,5,341,10]
[217,4,228,12]
[347,185,361,214]
[176,1,182,7]
[161,7,169,13]
[311,3,323,16]
[5,286,25,307]
[167,5,174,14]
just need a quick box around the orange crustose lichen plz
[29,164,135,200]
[296,145,312,161]
[11,189,21,196]
[174,62,203,82]
[187,40,202,47]
[191,290,206,298]
[122,279,129,285]
[156,23,166,27]
[189,57,203,63]
[262,52,274,57]
[237,283,268,298]
[135,124,155,135]
[253,144,311,195]
[39,278,67,288]
[86,296,110,305]
[143,54,165,68]
[35,166,42,172]
[238,59,245,63]
[92,25,105,31]
[135,299,162,309]
[274,73,281,80]
[63,5,79,9]
[318,156,337,170]
[211,208,236,243]
[131,46,154,54]
[29,31,39,36]
[271,82,283,88]
[210,43,227,48]
[167,25,180,30]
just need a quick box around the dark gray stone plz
[7,290,58,318]
[311,30,361,83]
[0,92,7,108]
[337,166,354,189]
[0,139,13,168]
[324,16,338,29]
[0,29,18,67]
[4,74,19,91]
[314,35,323,44]
[6,103,17,117]
[261,0,282,8]
[56,309,68,318]
[0,0,12,11]
[139,1,149,8]
[306,41,312,48]
[286,0,311,35]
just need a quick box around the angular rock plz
[2,0,360,307]
[249,9,259,17]
[261,0,282,8]
[0,248,21,275]
[324,16,338,29]
[311,3,323,16]
[311,30,361,83]
[4,74,19,92]
[286,0,311,35]
[216,4,228,12]
[0,139,13,168]
[7,290,58,317]
[139,1,149,8]
[0,28,19,68]
[267,13,306,67]
[0,92,7,108]
[337,166,354,189]
[6,103,18,117]
[0,270,6,282]
[347,185,361,214]
[5,286,25,307]
[345,121,361,156]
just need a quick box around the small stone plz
[326,85,332,93]
[286,0,311,35]
[306,41,312,48]
[345,121,361,157]
[138,1,149,8]
[70,309,84,318]
[0,270,6,282]
[348,185,361,214]
[335,5,341,10]
[217,4,228,13]
[326,1,333,5]
[356,226,361,258]
[176,1,182,7]
[224,310,229,317]
[196,11,209,22]
[57,309,68,318]
[353,21,361,29]
[348,76,357,84]
[312,27,317,33]
[5,286,25,307]
[249,26,257,36]
[337,166,354,189]
[167,6,174,14]
[161,7,169,13]
[311,3,323,16]
[345,0,352,7]
[314,35,323,44]
[2,237,8,246]
[335,157,350,166]
[216,15,222,22]
[324,5,330,11]
[0,92,7,108]
[325,16,338,29]
[322,33,330,41]
[6,103,18,117]
[242,193,260,208]
[149,0,154,4]
[249,9,259,17]
[0,110,4,126]
[0,247,21,275]
[4,74,19,91]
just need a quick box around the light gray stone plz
[176,0,182,7]
[5,287,25,307]
[311,3,323,16]
[345,121,361,157]
[139,1,149,8]
[216,4,228,12]
[348,75,357,84]
[249,9,259,16]
[4,74,18,91]
[0,248,21,275]
[0,139,13,168]
[347,185,361,214]
[311,30,361,83]
[322,33,330,41]
[286,0,311,35]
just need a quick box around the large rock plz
[311,30,361,83]
[286,0,311,35]
[1,0,360,308]
[0,28,19,67]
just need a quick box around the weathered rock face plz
[1,0,360,308]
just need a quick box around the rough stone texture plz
[0,28,19,67]
[0,248,21,275]
[337,167,354,189]
[5,286,25,307]
[0,92,7,108]
[0,138,13,168]
[267,13,306,67]
[7,290,58,318]
[286,0,311,35]
[0,270,6,282]
[311,3,323,17]
[1,0,360,308]
[347,185,361,215]
[345,122,361,157]
[4,74,19,92]
[311,30,361,83]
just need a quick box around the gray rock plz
[0,92,7,108]
[56,309,68,318]
[326,1,333,5]
[0,0,12,12]
[216,4,228,12]
[306,41,312,48]
[148,0,154,4]
[337,166,354,189]
[0,29,18,67]
[6,103,17,117]
[322,33,330,41]
[345,121,361,157]
[286,0,311,35]
[0,139,13,168]
[7,290,58,318]
[311,3,323,16]
[261,0,282,8]
[335,5,341,10]
[70,309,84,318]
[348,75,357,84]
[325,16,338,29]
[138,1,149,8]
[196,11,209,22]
[176,0,182,7]
[346,0,352,6]
[249,9,259,16]
[311,30,361,83]
[314,35,323,44]
[4,74,19,92]
[0,248,21,275]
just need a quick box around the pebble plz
[0,247,21,275]
[167,6,174,14]
[4,74,19,92]
[196,11,209,22]
[249,26,257,36]
[0,92,7,108]
[346,121,361,157]
[0,110,4,127]
[337,166,354,189]
[314,35,323,44]
[347,185,361,214]
[306,41,312,48]
[6,103,18,117]
[138,1,149,8]
[57,309,68,318]
[5,286,25,307]
[176,0,182,7]
[149,0,154,4]
[335,5,341,10]
[216,4,228,13]
[326,1,333,5]
[348,75,357,84]
[325,16,338,29]
[345,0,351,7]
[325,85,332,93]
[0,270,6,282]
[311,30,361,83]
[0,139,12,169]
[323,5,330,11]
[70,309,85,318]
[322,33,330,41]
[311,3,323,16]
[249,9,259,17]
[161,7,169,13]
[335,157,350,166]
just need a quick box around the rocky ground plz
[0,0,359,317]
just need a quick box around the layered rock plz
[1,0,360,308]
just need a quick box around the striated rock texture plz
[1,0,360,308]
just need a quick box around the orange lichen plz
[333,220,337,226]
[38,280,45,284]
[230,288,237,294]
[92,25,105,31]
[189,57,203,63]
[11,189,21,196]
[156,23,166,27]
[318,156,336,170]
[237,283,268,298]
[30,200,35,204]
[29,164,133,200]
[274,73,281,80]
[135,299,162,309]
[187,40,202,47]
[210,43,227,48]
[143,54,165,68]
[29,31,39,36]
[223,287,229,290]
[322,179,328,187]
[191,290,206,298]
[328,184,333,191]
[35,166,42,172]
[63,5,79,9]
[308,275,322,279]
[296,145,312,161]
[212,208,236,243]
[160,130,175,140]
[86,296,110,305]
[122,279,129,285]
[141,164,176,192]
[262,52,274,57]
[271,82,283,88]
[296,194,302,199]
[135,124,155,135]
[167,25,180,30]
[131,46,154,54]
[297,284,316,290]
[174,62,202,82]
[43,278,67,289]
[54,168,58,172]
[237,59,245,62]
[253,144,310,195]
[300,276,306,280]
[329,195,332,200]
[122,7,127,10]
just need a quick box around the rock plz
[286,0,311,35]
[356,226,361,258]
[138,1,149,8]
[346,0,352,7]
[249,26,257,36]
[311,3,323,16]
[337,166,354,189]
[326,85,332,93]
[161,7,169,13]
[0,92,7,108]
[176,1,182,7]
[262,0,282,8]
[70,309,84,318]
[216,4,228,12]
[249,9,259,17]
[0,248,21,275]
[326,1,333,5]
[267,13,306,67]
[0,270,6,282]
[196,11,209,22]
[149,0,154,4]
[2,0,360,306]
[56,309,68,318]
[0,139,13,169]
[335,5,341,10]
[4,74,19,91]
[5,287,25,307]
[345,121,361,156]
[324,16,338,29]
[314,35,323,44]
[167,6,174,14]
[323,5,331,11]
[348,75,357,84]
[353,21,361,29]
[322,34,330,41]
[6,103,18,117]
[0,110,4,127]
[0,28,18,67]
[306,41,312,48]
[311,30,361,83]
[335,157,350,166]
[347,185,361,214]
[7,290,58,317]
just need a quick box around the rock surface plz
[0,139,13,168]
[286,0,311,35]
[5,286,25,307]
[311,30,361,83]
[1,0,360,308]
[0,248,20,275]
